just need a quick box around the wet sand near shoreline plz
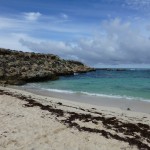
[13,86,150,114]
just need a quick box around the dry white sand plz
[0,86,150,150]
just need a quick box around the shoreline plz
[0,86,150,150]
[10,85,150,114]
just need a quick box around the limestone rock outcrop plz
[0,48,95,85]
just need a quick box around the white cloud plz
[0,12,150,67]
[125,0,150,10]
[23,12,41,21]
[19,38,73,56]
[0,13,88,35]
[18,18,150,67]
[74,18,150,65]
[0,33,32,51]
[0,17,25,29]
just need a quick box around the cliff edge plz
[0,48,95,85]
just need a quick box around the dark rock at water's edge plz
[0,48,95,85]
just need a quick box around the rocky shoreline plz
[0,48,95,85]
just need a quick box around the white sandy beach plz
[0,86,150,150]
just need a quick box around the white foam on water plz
[43,88,75,94]
[23,83,150,103]
[40,88,150,102]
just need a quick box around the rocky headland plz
[0,48,95,85]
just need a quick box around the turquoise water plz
[26,69,150,101]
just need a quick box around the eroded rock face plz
[0,48,95,85]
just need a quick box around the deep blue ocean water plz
[25,69,150,102]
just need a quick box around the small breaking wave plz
[45,88,75,94]
[40,88,150,102]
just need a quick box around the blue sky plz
[1,0,150,67]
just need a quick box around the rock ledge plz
[0,48,95,85]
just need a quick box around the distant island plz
[0,48,95,85]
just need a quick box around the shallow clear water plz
[25,69,150,101]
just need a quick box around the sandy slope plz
[0,86,149,150]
